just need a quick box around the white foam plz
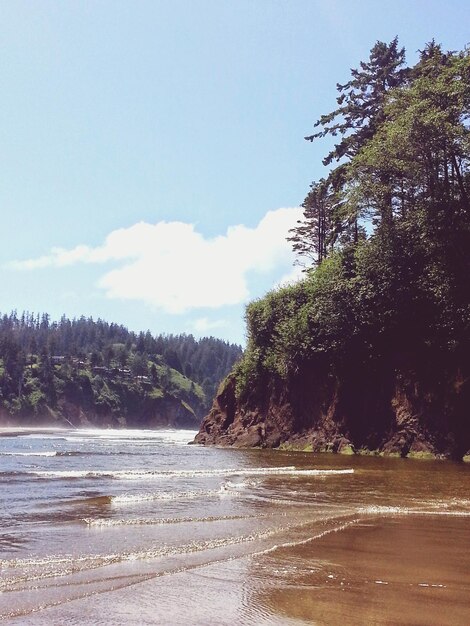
[64,428,198,444]
[223,479,257,490]
[83,513,258,527]
[31,466,354,480]
[111,488,226,504]
[359,505,470,518]
[30,470,116,479]
[258,517,362,556]
[0,451,57,457]
[360,505,406,515]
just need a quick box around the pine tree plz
[306,38,408,165]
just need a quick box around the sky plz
[1,0,469,345]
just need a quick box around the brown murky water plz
[1,428,470,624]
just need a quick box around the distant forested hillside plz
[0,312,242,426]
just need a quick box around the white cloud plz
[8,208,302,313]
[192,318,229,333]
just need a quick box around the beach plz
[2,428,470,624]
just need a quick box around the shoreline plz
[194,439,470,463]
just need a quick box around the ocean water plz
[1,427,470,625]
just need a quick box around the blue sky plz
[1,0,469,345]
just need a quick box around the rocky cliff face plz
[195,360,470,460]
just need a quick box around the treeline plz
[235,39,470,413]
[0,312,242,420]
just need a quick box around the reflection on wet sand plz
[250,515,470,626]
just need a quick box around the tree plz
[239,39,470,405]
[130,353,149,377]
[289,179,332,267]
[150,363,159,384]
[90,351,102,368]
[114,343,129,368]
[0,309,243,415]
[102,344,115,368]
[163,347,183,374]
[306,37,408,165]
[302,38,410,240]
[351,45,470,223]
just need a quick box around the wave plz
[0,451,101,457]
[82,513,265,527]
[0,515,345,578]
[359,504,470,518]
[25,467,354,480]
[51,486,240,509]
[111,487,232,504]
[68,427,198,438]
[1,527,277,575]
[1,470,117,480]
[61,429,198,444]
[0,450,149,458]
[0,471,41,479]
[223,479,259,490]
[0,451,58,457]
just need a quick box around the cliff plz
[195,358,470,459]
[195,225,470,460]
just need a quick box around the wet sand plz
[14,515,470,625]
[252,515,470,626]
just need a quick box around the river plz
[1,427,470,625]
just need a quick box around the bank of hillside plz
[195,40,470,459]
[0,314,242,428]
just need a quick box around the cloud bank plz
[10,207,302,313]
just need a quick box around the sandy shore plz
[13,514,470,625]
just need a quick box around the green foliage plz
[95,383,120,414]
[130,352,149,376]
[235,39,470,402]
[235,253,355,396]
[25,389,47,414]
[0,312,242,421]
[148,388,164,400]
[306,37,408,165]
[156,365,205,401]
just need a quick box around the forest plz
[0,311,242,426]
[197,40,470,459]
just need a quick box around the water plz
[1,427,470,625]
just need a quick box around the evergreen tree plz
[306,37,408,164]
[301,38,410,242]
[288,179,334,267]
[0,311,243,418]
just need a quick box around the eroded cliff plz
[195,359,470,460]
